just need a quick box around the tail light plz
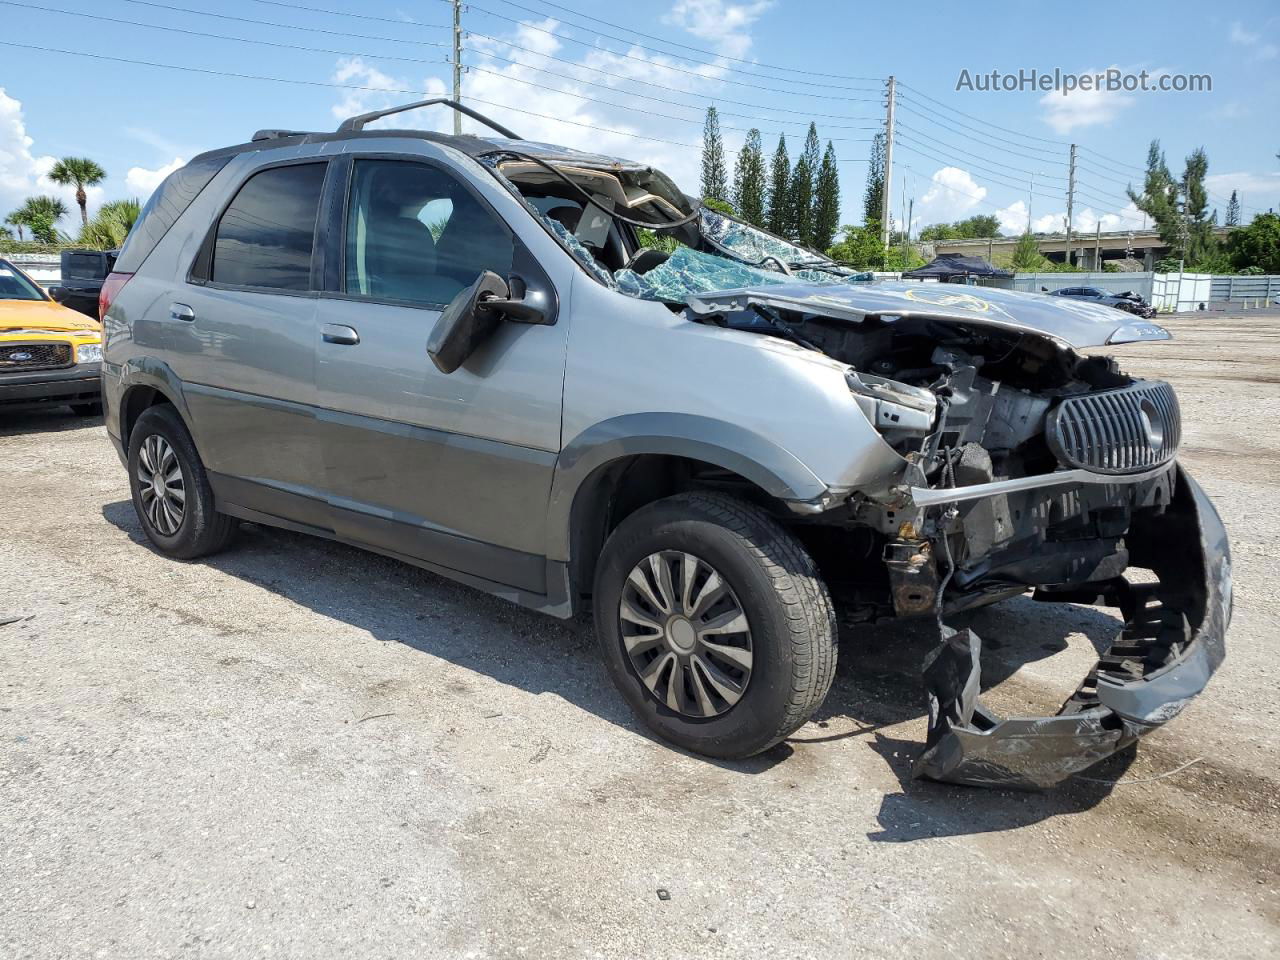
[99,271,134,322]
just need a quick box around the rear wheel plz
[127,405,237,559]
[593,492,837,759]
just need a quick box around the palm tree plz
[16,196,70,244]
[79,198,142,249]
[4,210,25,242]
[48,156,106,227]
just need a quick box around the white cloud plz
[125,157,185,199]
[915,166,987,224]
[1038,66,1135,133]
[0,88,105,229]
[1205,171,1280,214]
[1229,21,1278,61]
[994,198,1147,236]
[662,1,772,59]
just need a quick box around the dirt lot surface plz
[2,311,1278,959]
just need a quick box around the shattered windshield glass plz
[533,204,870,306]
[699,208,822,268]
[614,245,807,301]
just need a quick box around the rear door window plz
[210,162,327,291]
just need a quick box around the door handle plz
[170,303,195,322]
[322,323,360,345]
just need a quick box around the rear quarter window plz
[113,154,232,274]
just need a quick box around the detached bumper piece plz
[914,466,1231,790]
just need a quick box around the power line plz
[1,1,450,63]
[243,0,447,29]
[114,0,448,49]
[895,99,1067,164]
[0,37,705,148]
[457,4,884,99]
[464,47,882,131]
[896,121,1067,182]
[484,0,883,83]
[460,0,883,93]
[894,137,1063,199]
[897,80,1066,147]
[464,62,873,143]
[463,30,884,122]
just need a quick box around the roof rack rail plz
[336,98,520,139]
[251,129,312,142]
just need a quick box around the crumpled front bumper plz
[913,465,1231,790]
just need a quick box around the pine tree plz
[766,134,791,236]
[732,128,767,227]
[1182,147,1217,264]
[1225,189,1241,227]
[789,123,821,246]
[1010,231,1045,271]
[863,132,885,226]
[812,141,841,252]
[1126,140,1180,247]
[700,107,728,203]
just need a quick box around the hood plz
[0,298,102,334]
[685,280,1169,349]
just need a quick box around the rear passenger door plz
[313,154,568,595]
[171,158,330,528]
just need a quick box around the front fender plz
[544,412,828,562]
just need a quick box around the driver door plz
[314,155,568,594]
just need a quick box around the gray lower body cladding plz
[914,464,1230,789]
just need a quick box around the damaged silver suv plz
[101,100,1231,789]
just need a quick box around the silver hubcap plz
[136,434,185,536]
[619,551,753,718]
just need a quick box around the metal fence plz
[1008,272,1155,300]
[1208,275,1280,305]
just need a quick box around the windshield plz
[0,261,47,301]
[538,207,871,305]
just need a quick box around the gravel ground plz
[2,311,1277,959]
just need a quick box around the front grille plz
[0,342,73,371]
[1047,381,1180,475]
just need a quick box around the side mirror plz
[48,286,65,302]
[427,271,547,374]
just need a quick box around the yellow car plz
[0,256,104,415]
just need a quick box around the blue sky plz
[2,0,1278,236]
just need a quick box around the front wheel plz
[593,492,837,759]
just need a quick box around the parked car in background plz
[0,257,103,415]
[99,99,1229,790]
[49,248,117,319]
[1048,285,1156,318]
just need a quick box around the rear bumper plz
[914,465,1231,789]
[0,363,102,409]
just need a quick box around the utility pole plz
[1094,221,1101,271]
[1065,143,1076,267]
[451,0,463,134]
[880,75,896,251]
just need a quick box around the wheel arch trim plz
[546,413,828,563]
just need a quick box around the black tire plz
[593,492,837,759]
[127,405,237,560]
[70,401,102,417]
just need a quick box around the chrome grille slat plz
[0,341,73,371]
[1047,381,1180,475]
